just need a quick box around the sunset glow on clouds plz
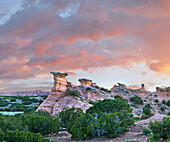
[0,0,169,92]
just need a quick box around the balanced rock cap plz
[50,72,68,76]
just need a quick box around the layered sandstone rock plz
[51,72,68,92]
[156,87,170,96]
[79,78,92,86]
[37,72,108,114]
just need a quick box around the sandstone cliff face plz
[37,72,108,114]
[156,87,170,96]
[37,72,169,115]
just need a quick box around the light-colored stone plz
[79,78,92,86]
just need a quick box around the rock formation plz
[79,78,92,86]
[51,72,68,92]
[37,72,108,114]
[156,87,170,96]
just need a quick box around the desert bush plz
[143,128,151,135]
[0,100,9,107]
[149,117,170,141]
[130,96,143,105]
[167,100,170,106]
[0,129,5,142]
[162,99,166,105]
[155,99,159,103]
[114,95,123,100]
[86,99,132,116]
[22,100,32,105]
[22,111,60,136]
[143,104,152,116]
[100,87,108,92]
[141,114,150,120]
[59,107,84,128]
[98,112,130,138]
[67,113,100,140]
[10,98,16,102]
[86,87,92,91]
[160,106,165,112]
[67,89,80,96]
[154,94,157,97]
[4,130,52,142]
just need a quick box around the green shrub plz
[67,89,80,96]
[86,99,132,116]
[114,95,123,100]
[98,112,130,138]
[0,101,9,107]
[22,101,32,105]
[100,87,108,92]
[0,129,5,142]
[22,111,60,136]
[162,99,166,105]
[141,114,150,120]
[130,96,143,105]
[86,87,92,91]
[154,94,157,97]
[167,100,170,106]
[59,107,84,128]
[160,106,165,112]
[155,99,159,103]
[143,104,152,116]
[149,117,170,141]
[4,130,51,142]
[10,98,16,102]
[143,128,151,135]
[168,111,170,115]
[67,113,100,140]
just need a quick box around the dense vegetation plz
[0,111,60,142]
[0,95,47,112]
[149,117,170,141]
[59,98,134,140]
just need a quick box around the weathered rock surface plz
[38,72,169,115]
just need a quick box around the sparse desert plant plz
[160,106,165,112]
[86,87,92,91]
[167,100,170,106]
[143,128,151,135]
[155,99,159,103]
[114,95,123,100]
[162,99,166,105]
[143,104,152,116]
[67,88,80,96]
[130,96,143,105]
[154,94,157,97]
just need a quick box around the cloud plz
[0,0,169,83]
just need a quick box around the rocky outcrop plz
[79,78,92,86]
[37,72,108,114]
[51,72,68,92]
[156,87,170,96]
[134,84,149,94]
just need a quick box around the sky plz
[0,0,170,93]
